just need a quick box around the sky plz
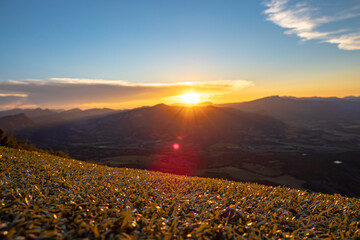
[0,0,359,109]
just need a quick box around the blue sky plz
[0,0,359,109]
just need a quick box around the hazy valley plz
[1,96,360,197]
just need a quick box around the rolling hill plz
[0,113,35,131]
[1,147,359,239]
[15,104,286,156]
[1,102,360,197]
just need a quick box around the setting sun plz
[180,93,201,104]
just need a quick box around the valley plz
[1,96,360,197]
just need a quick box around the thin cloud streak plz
[47,78,252,88]
[0,78,253,110]
[264,0,360,50]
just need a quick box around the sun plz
[180,93,201,104]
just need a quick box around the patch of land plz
[203,166,306,190]
[1,147,359,239]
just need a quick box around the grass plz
[1,146,360,239]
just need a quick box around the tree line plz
[0,128,69,158]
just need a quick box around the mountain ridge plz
[219,95,360,121]
[1,100,360,197]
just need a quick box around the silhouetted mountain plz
[344,96,360,102]
[2,102,360,197]
[102,104,284,140]
[0,108,57,119]
[60,108,115,121]
[16,104,285,154]
[0,113,35,131]
[221,96,360,121]
[0,107,116,126]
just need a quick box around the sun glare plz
[180,93,201,104]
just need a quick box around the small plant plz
[0,146,359,239]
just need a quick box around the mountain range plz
[1,96,360,197]
[220,95,360,122]
[0,107,116,130]
[7,103,286,155]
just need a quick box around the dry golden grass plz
[1,147,359,239]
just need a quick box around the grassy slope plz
[0,147,359,239]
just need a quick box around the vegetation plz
[0,128,69,158]
[1,147,359,239]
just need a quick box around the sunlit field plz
[1,147,359,239]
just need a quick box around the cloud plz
[264,0,360,50]
[324,33,360,51]
[0,78,253,110]
[0,93,28,97]
[0,95,27,109]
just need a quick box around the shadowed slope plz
[1,147,359,239]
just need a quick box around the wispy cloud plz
[0,95,27,110]
[0,78,253,110]
[325,33,360,51]
[264,0,360,50]
[0,93,28,97]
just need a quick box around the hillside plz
[14,104,286,156]
[1,147,359,239]
[0,114,35,131]
[2,104,360,197]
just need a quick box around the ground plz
[1,147,360,239]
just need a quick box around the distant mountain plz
[220,96,360,121]
[344,96,360,102]
[96,103,285,139]
[0,108,57,119]
[59,108,115,121]
[0,107,116,126]
[0,113,35,131]
[3,102,360,197]
[15,104,286,158]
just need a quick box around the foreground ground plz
[0,147,359,239]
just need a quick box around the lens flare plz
[173,143,180,150]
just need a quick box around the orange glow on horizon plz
[39,78,360,110]
[180,93,201,104]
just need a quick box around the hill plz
[0,113,35,131]
[17,104,286,157]
[0,107,116,126]
[220,96,360,122]
[0,147,359,239]
[0,108,56,119]
[2,103,360,197]
[94,103,285,141]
